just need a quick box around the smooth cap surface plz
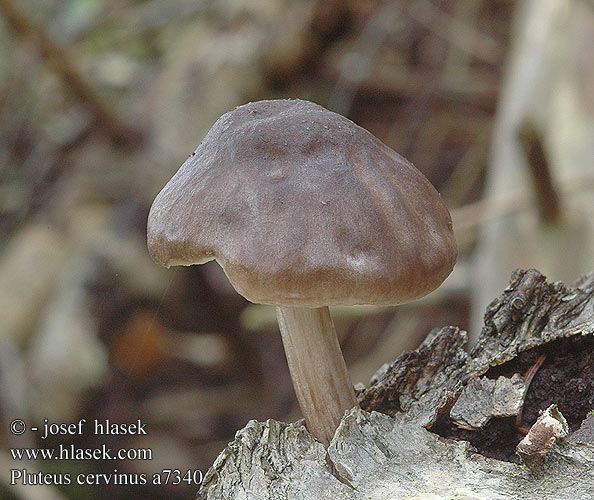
[147,99,457,307]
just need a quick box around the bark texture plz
[198,269,594,499]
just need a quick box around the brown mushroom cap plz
[147,99,457,307]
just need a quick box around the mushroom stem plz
[276,306,358,447]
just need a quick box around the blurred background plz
[0,0,593,498]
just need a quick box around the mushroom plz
[147,99,457,447]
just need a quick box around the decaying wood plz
[198,269,594,499]
[449,373,525,430]
[516,404,569,469]
[570,414,594,447]
[469,268,594,371]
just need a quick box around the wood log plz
[198,269,594,499]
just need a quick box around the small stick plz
[450,171,594,233]
[516,353,547,432]
[519,121,561,224]
[0,0,141,148]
